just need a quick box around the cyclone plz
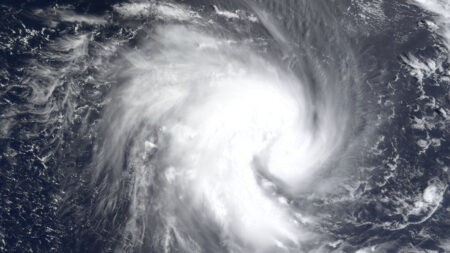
[93,6,352,251]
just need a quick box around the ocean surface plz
[0,0,449,252]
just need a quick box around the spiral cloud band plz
[91,3,350,252]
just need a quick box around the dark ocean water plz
[0,0,449,252]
